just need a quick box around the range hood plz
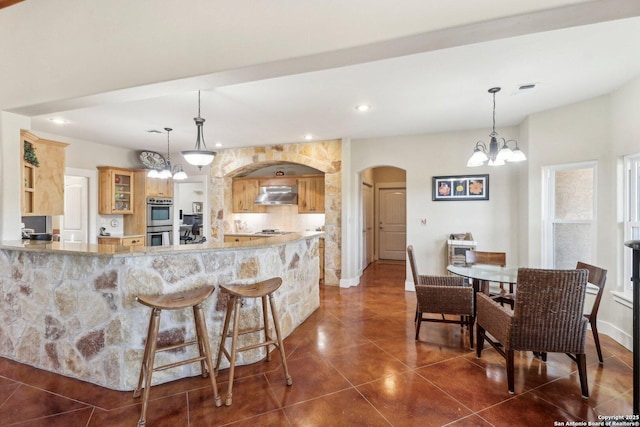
[254,185,298,205]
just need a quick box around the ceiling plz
[3,1,640,156]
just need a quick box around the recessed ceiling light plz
[215,142,223,147]
[304,134,313,141]
[49,118,68,124]
[355,104,371,112]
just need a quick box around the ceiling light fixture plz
[181,90,216,170]
[304,134,313,141]
[149,127,188,180]
[355,104,371,112]
[467,87,527,167]
[49,118,68,124]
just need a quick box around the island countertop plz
[0,232,322,391]
[0,231,323,257]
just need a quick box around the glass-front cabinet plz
[98,167,134,214]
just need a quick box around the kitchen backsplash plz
[232,205,324,232]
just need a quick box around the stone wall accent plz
[208,140,342,286]
[0,235,320,390]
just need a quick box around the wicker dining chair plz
[577,261,607,364]
[476,267,590,397]
[464,250,513,307]
[408,246,475,348]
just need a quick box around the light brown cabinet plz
[98,235,145,246]
[98,167,134,214]
[146,177,173,197]
[21,131,68,216]
[232,179,266,213]
[297,176,325,213]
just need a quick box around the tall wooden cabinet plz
[20,131,68,216]
[98,167,134,214]
[297,176,325,213]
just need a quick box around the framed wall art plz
[432,174,489,201]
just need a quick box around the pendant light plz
[157,127,174,179]
[467,87,526,167]
[181,90,216,169]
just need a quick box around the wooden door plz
[378,187,406,260]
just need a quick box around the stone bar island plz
[0,233,321,391]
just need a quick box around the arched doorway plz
[360,166,406,270]
[208,140,342,286]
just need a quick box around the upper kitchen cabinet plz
[232,178,266,213]
[145,176,173,198]
[98,166,134,214]
[297,175,325,213]
[20,130,68,216]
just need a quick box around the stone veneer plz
[207,140,342,286]
[0,235,320,390]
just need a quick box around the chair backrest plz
[512,268,588,353]
[465,250,506,267]
[576,261,607,317]
[407,245,420,286]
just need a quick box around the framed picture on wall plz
[192,202,203,213]
[432,174,489,201]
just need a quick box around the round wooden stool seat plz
[219,277,281,298]
[136,285,214,310]
[133,285,220,426]
[216,277,292,406]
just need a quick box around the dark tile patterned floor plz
[0,262,634,426]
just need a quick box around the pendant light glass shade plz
[172,165,188,180]
[467,87,526,167]
[182,90,216,170]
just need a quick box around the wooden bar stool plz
[215,277,292,406]
[133,285,221,427]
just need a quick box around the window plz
[624,153,640,293]
[542,162,597,269]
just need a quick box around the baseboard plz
[595,319,632,351]
[339,275,361,288]
[406,280,415,292]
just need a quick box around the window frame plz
[623,153,640,294]
[542,161,598,269]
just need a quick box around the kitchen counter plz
[0,231,322,257]
[0,232,321,390]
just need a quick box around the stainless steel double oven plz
[146,197,173,246]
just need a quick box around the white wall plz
[0,112,30,240]
[523,95,612,269]
[347,127,521,284]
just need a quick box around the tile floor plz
[0,261,634,426]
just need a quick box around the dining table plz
[447,263,518,295]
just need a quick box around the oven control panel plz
[147,197,173,205]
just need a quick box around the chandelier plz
[148,128,188,180]
[181,90,216,169]
[467,87,526,167]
